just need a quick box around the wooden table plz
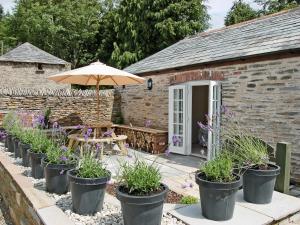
[67,133,128,158]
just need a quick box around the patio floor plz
[103,148,205,197]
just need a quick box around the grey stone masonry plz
[0,62,70,89]
[119,56,300,182]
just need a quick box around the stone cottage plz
[0,42,70,89]
[121,8,300,182]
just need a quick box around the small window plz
[37,63,43,71]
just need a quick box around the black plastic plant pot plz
[42,159,76,194]
[195,172,242,221]
[116,184,168,225]
[7,134,14,153]
[29,151,45,179]
[20,143,31,167]
[13,137,21,158]
[67,169,111,215]
[243,164,280,204]
[4,134,9,148]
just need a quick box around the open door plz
[207,81,221,160]
[168,85,187,154]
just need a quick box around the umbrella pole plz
[96,80,100,123]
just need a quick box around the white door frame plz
[168,85,187,154]
[186,80,211,156]
[169,80,221,159]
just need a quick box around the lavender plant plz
[198,105,270,172]
[76,153,109,178]
[118,159,162,195]
[45,145,77,165]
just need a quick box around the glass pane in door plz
[172,89,183,147]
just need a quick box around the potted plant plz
[195,154,241,221]
[18,129,34,167]
[67,151,110,215]
[28,130,52,179]
[42,145,77,194]
[3,112,17,153]
[116,159,168,225]
[10,121,23,158]
[230,136,280,204]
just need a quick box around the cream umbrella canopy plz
[48,61,145,121]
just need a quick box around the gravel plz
[0,143,186,225]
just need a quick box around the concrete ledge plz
[0,150,75,225]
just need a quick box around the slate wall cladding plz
[119,56,300,182]
[0,88,121,126]
[0,62,70,89]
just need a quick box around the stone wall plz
[119,56,300,181]
[0,150,75,225]
[0,62,71,89]
[0,156,43,225]
[0,88,121,126]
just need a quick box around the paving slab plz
[38,206,75,225]
[169,203,273,225]
[236,190,300,221]
[163,203,187,213]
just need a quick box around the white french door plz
[208,81,221,160]
[168,81,221,159]
[168,85,187,154]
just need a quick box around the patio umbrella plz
[48,61,145,121]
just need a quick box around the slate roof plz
[0,42,69,65]
[125,7,300,74]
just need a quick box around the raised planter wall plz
[0,150,74,225]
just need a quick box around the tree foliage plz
[109,0,210,68]
[2,0,209,68]
[8,0,102,67]
[255,0,300,14]
[225,0,258,26]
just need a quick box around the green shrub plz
[180,196,199,204]
[76,153,109,178]
[200,154,235,182]
[118,159,162,195]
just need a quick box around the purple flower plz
[103,129,114,137]
[60,156,68,161]
[52,122,58,129]
[181,184,187,189]
[61,146,68,152]
[96,143,102,151]
[87,128,93,135]
[76,124,83,129]
[189,183,194,188]
[84,134,89,142]
[165,148,170,156]
[125,143,129,148]
[197,121,206,130]
[172,135,182,145]
[145,119,152,128]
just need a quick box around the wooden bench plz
[113,124,168,154]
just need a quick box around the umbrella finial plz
[91,60,105,66]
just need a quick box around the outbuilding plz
[0,42,70,89]
[121,8,300,182]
